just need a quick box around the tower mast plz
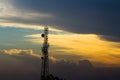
[41,27,49,80]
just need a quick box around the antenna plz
[41,26,49,80]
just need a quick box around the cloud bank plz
[0,49,119,80]
[1,0,119,41]
[24,33,120,67]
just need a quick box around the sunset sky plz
[0,0,120,69]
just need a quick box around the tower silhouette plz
[41,27,49,80]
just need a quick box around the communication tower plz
[41,27,49,80]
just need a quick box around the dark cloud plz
[99,35,120,42]
[0,50,120,80]
[8,0,120,42]
[0,50,41,80]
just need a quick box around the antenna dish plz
[41,34,45,37]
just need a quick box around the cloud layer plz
[0,49,120,80]
[24,33,120,67]
[0,0,120,41]
[1,0,120,36]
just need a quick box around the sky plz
[0,0,120,80]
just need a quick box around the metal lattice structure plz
[41,27,49,80]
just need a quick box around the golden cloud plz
[0,49,58,62]
[0,49,40,58]
[25,33,120,67]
